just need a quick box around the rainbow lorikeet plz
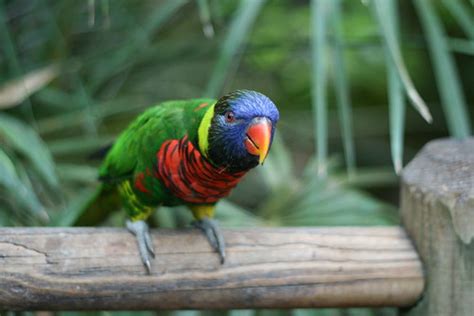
[83,90,279,273]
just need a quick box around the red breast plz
[154,136,245,203]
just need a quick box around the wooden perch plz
[0,227,423,310]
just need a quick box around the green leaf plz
[255,310,288,316]
[228,310,255,316]
[100,0,110,29]
[196,0,214,38]
[287,188,397,226]
[280,175,398,226]
[414,0,471,137]
[373,0,432,124]
[89,0,189,91]
[0,205,14,226]
[346,309,378,316]
[449,38,474,55]
[335,167,398,188]
[292,310,320,316]
[37,96,147,135]
[34,3,98,136]
[376,0,406,173]
[0,148,48,221]
[442,0,474,41]
[48,135,115,156]
[0,64,60,109]
[0,113,59,188]
[204,0,266,98]
[330,0,356,175]
[56,163,98,183]
[310,0,331,177]
[34,87,83,109]
[169,311,200,316]
[0,2,36,122]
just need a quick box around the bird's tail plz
[74,183,121,226]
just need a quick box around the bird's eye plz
[225,111,236,123]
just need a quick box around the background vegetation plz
[0,0,472,315]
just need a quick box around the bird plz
[78,90,279,273]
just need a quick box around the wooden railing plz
[0,227,423,310]
[0,138,472,315]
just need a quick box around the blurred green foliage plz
[0,0,473,314]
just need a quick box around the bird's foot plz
[126,220,155,274]
[192,217,226,263]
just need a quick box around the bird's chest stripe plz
[154,135,245,203]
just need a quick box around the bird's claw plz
[192,218,226,263]
[126,220,155,274]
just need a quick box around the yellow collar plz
[197,103,215,158]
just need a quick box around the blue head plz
[206,90,280,172]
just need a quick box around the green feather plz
[79,98,216,224]
[99,99,214,183]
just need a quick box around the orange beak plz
[244,117,272,164]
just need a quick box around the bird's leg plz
[189,204,225,263]
[192,217,226,263]
[126,220,155,274]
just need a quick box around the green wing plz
[98,98,214,183]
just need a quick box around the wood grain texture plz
[0,227,423,310]
[401,138,474,316]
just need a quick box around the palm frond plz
[205,0,265,97]
[414,0,471,137]
[310,0,331,177]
